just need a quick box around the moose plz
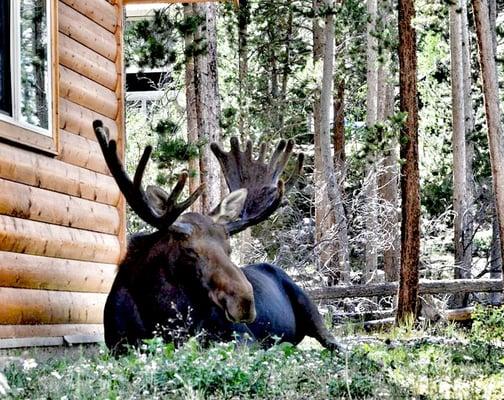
[93,120,340,354]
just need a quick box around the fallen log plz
[358,308,476,331]
[332,310,394,323]
[309,279,503,300]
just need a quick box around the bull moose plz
[93,120,340,354]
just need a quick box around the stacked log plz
[0,0,124,341]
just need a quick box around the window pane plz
[19,0,49,130]
[0,0,12,116]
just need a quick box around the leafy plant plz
[471,305,504,343]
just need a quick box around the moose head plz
[93,121,303,350]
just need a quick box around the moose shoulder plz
[93,120,339,354]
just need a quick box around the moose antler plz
[211,137,304,235]
[93,120,205,230]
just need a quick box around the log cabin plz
[0,0,234,348]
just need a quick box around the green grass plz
[3,309,504,399]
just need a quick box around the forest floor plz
[1,307,503,399]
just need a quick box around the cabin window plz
[0,0,58,154]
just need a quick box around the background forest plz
[123,0,504,318]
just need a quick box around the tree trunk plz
[396,0,421,324]
[238,0,250,139]
[491,213,503,304]
[377,0,399,282]
[449,0,469,307]
[184,4,201,214]
[364,0,379,283]
[333,79,345,172]
[318,0,350,282]
[460,0,476,305]
[379,81,400,281]
[314,0,341,283]
[486,0,503,304]
[194,3,221,214]
[472,0,504,281]
[280,6,294,130]
[488,0,497,53]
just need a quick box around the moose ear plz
[210,189,248,224]
[146,185,170,213]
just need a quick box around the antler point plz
[92,119,103,129]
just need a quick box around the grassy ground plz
[1,306,504,399]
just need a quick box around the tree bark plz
[194,3,221,214]
[396,0,421,324]
[318,0,350,282]
[491,213,503,303]
[472,0,504,280]
[377,0,399,282]
[333,79,345,172]
[314,0,342,283]
[449,0,470,307]
[184,4,201,213]
[379,81,400,281]
[237,0,250,139]
[459,0,476,305]
[486,0,502,303]
[364,0,379,283]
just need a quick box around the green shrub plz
[471,305,504,343]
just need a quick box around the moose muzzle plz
[210,280,256,324]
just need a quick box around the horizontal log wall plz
[0,252,115,293]
[0,288,106,324]
[0,324,104,339]
[60,66,118,119]
[309,278,504,300]
[0,142,119,205]
[60,0,117,33]
[59,98,118,142]
[59,130,112,174]
[59,2,117,61]
[59,33,117,90]
[0,216,121,263]
[0,179,120,234]
[0,0,123,341]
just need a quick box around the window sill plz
[0,118,58,155]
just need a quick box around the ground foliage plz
[2,307,504,399]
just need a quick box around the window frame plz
[0,0,59,155]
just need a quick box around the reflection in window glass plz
[0,1,12,116]
[19,0,49,129]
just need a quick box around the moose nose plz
[240,298,256,323]
[242,306,256,324]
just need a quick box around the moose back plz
[93,120,339,354]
